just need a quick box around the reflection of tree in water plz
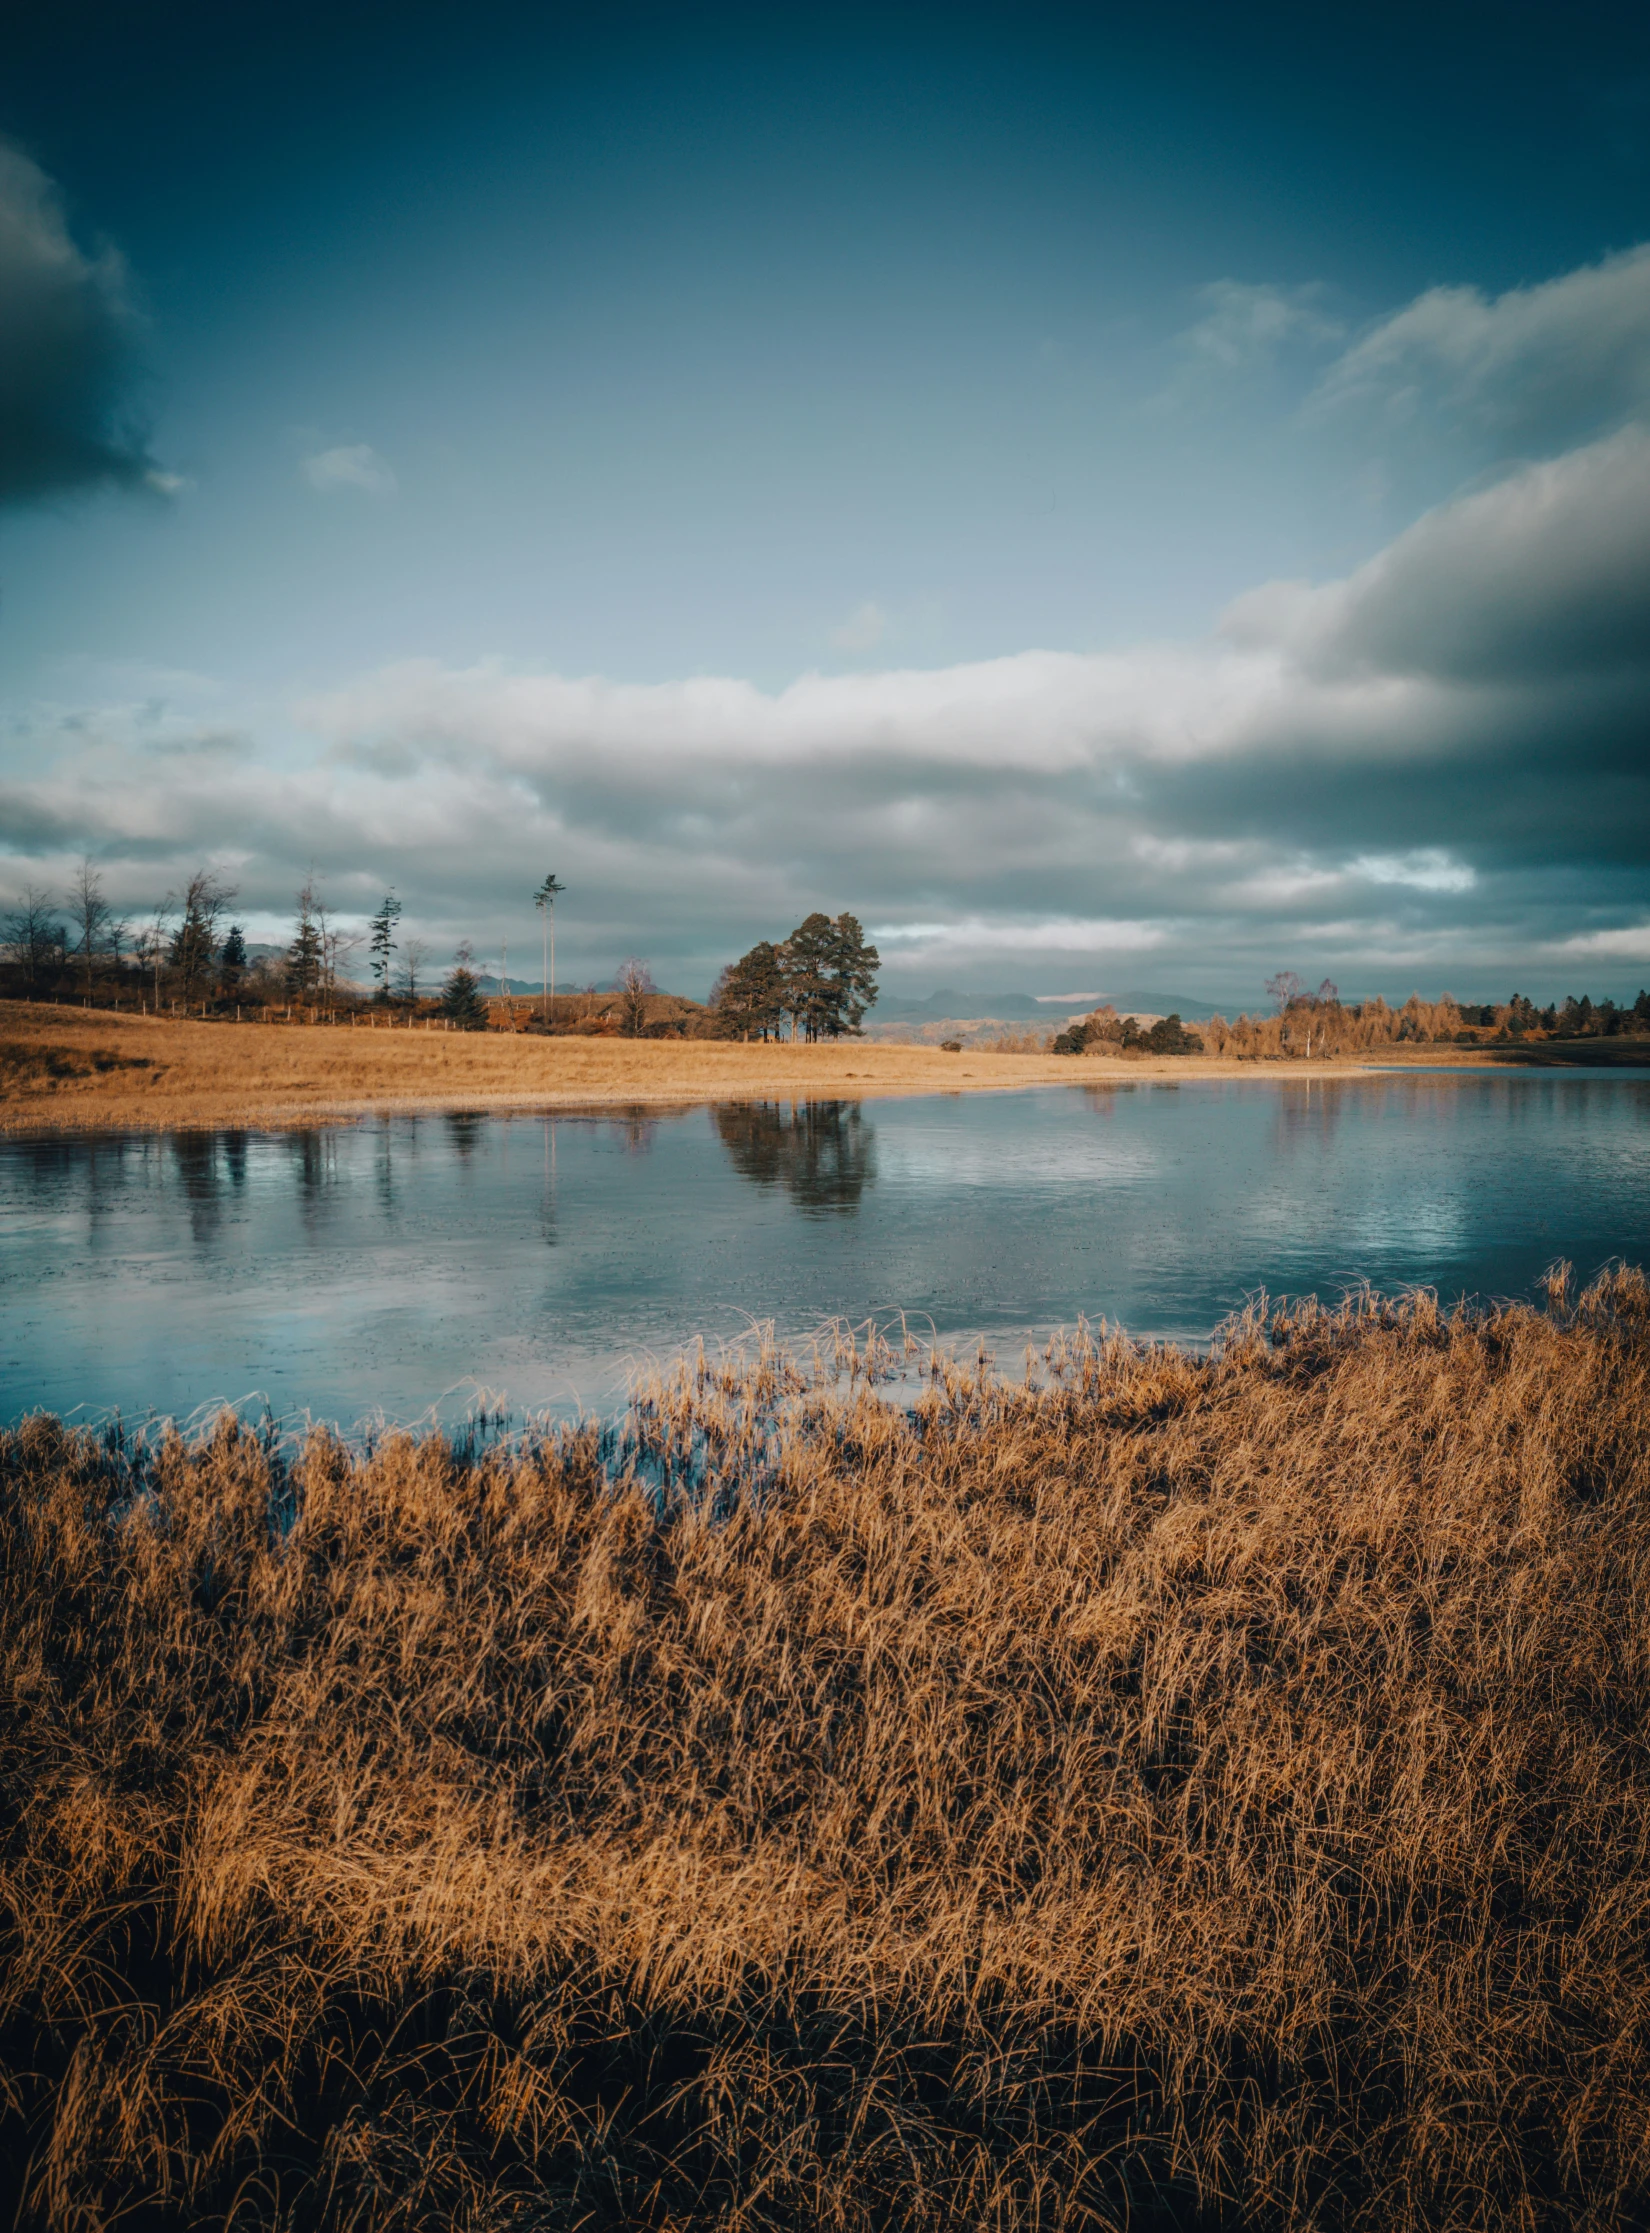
[1272,1078,1344,1160]
[714,1099,876,1215]
[444,1111,487,1160]
[607,1107,660,1156]
[287,1129,338,1209]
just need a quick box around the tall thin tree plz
[535,873,566,1027]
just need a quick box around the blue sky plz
[5,1,1650,1004]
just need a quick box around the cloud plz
[1314,243,1650,450]
[9,245,1650,1006]
[1177,280,1345,373]
[1222,423,1650,684]
[302,443,397,496]
[831,600,888,653]
[0,140,161,505]
[1351,851,1476,894]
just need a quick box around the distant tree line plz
[1051,980,1650,1062]
[711,913,880,1041]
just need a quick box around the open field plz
[5,1276,1650,2228]
[0,1001,1517,1132]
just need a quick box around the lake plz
[5,1071,1650,1431]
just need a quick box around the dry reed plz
[5,1274,1650,2229]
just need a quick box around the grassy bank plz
[5,1278,1650,2228]
[0,1002,1506,1132]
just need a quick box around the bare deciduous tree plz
[1,886,65,992]
[397,937,430,1006]
[617,957,655,1037]
[68,859,114,999]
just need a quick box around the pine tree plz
[367,892,403,1002]
[783,913,840,1041]
[713,942,788,1039]
[286,878,324,1001]
[170,870,236,1001]
[827,912,880,1036]
[219,924,248,994]
[441,942,490,1031]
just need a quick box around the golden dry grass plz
[0,1002,1496,1132]
[5,1275,1650,2228]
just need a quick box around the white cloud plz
[869,917,1169,956]
[1177,279,1345,372]
[1352,850,1476,893]
[302,443,397,496]
[830,600,888,653]
[1550,923,1650,961]
[1314,243,1650,445]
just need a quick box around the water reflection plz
[6,1078,1650,1429]
[713,1099,876,1214]
[1270,1076,1344,1160]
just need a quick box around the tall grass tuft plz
[5,1273,1650,2228]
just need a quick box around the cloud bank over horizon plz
[2,91,1648,1012]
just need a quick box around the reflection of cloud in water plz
[714,1100,875,1215]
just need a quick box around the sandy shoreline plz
[0,999,1530,1133]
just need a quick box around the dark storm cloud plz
[0,142,163,505]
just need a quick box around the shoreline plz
[0,999,1629,1134]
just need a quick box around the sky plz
[3,0,1650,1006]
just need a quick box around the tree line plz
[1051,980,1650,1062]
[0,867,884,1043]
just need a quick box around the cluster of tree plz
[1053,1009,1205,1056]
[711,913,880,1041]
[1200,982,1650,1061]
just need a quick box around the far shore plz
[0,1000,1626,1134]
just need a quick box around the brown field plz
[5,1275,1650,2229]
[0,1001,1500,1132]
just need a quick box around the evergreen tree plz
[286,878,324,1001]
[367,892,402,1001]
[713,941,788,1039]
[170,870,236,1000]
[219,924,248,994]
[826,912,880,1036]
[783,913,840,1041]
[441,942,490,1031]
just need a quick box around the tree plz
[171,869,237,1000]
[2,885,66,992]
[219,924,248,995]
[68,858,113,999]
[712,942,788,1040]
[827,912,880,1036]
[616,957,655,1037]
[286,877,324,1002]
[136,904,171,1005]
[441,941,489,1030]
[397,937,429,1005]
[783,913,840,1041]
[534,873,566,1026]
[1265,970,1303,1012]
[367,892,402,1001]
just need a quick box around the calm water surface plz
[5,1074,1650,1428]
